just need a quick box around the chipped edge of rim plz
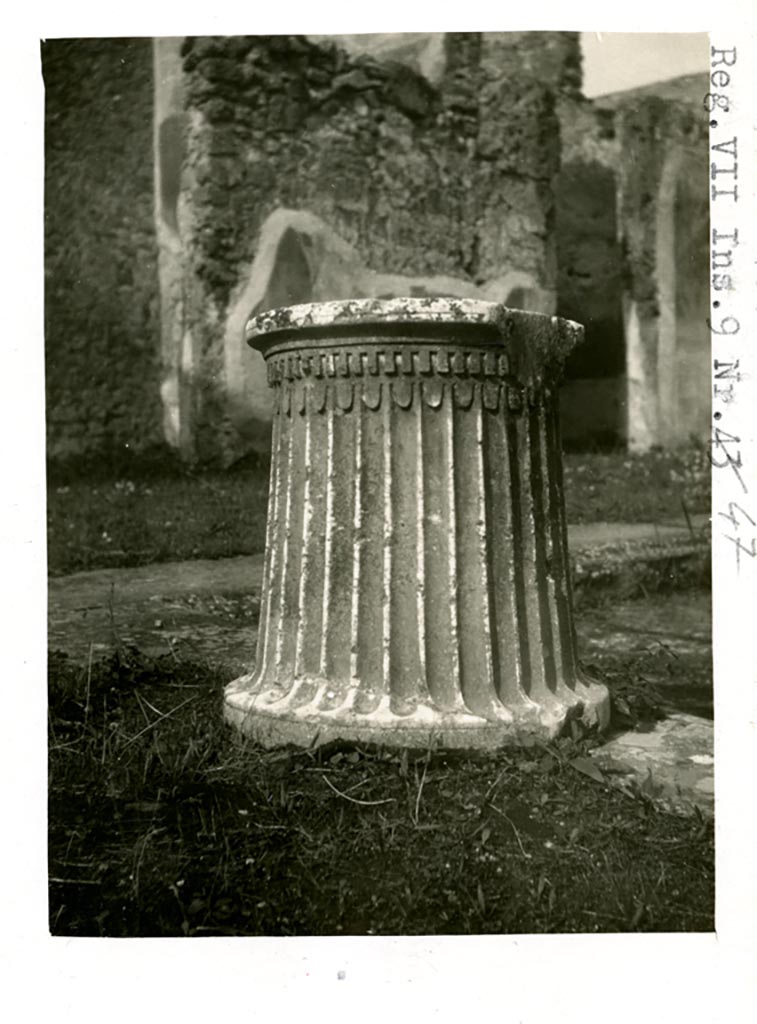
[245,297,581,345]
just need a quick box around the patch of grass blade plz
[48,649,714,937]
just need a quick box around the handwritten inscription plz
[707,44,755,573]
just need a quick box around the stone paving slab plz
[591,714,714,816]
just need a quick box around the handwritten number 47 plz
[719,502,757,570]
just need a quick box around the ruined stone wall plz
[43,34,709,465]
[180,31,573,302]
[182,36,470,299]
[176,32,574,464]
[178,35,462,462]
[461,33,567,289]
[43,38,163,465]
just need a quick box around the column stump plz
[224,298,610,749]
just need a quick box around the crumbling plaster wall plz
[164,32,578,464]
[614,93,709,450]
[44,38,163,464]
[555,83,709,450]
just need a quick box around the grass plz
[49,647,714,937]
[46,441,713,934]
[561,445,710,525]
[46,446,711,577]
[47,469,270,576]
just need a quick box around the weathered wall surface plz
[670,166,710,444]
[43,39,163,464]
[309,33,448,86]
[153,37,188,456]
[45,34,708,465]
[554,80,709,450]
[170,32,576,464]
[613,91,709,449]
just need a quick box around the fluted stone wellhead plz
[225,298,610,748]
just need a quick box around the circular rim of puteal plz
[245,297,581,345]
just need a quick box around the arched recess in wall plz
[224,218,317,447]
[217,208,557,459]
[655,147,710,447]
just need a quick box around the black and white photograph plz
[4,3,757,1018]
[43,27,720,937]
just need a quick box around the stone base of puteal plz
[224,674,611,751]
[224,298,611,751]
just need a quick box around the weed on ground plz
[48,649,714,937]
